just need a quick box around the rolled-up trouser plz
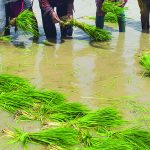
[24,0,32,9]
[137,0,150,31]
[118,12,126,32]
[40,1,73,39]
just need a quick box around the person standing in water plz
[95,0,128,32]
[4,0,39,38]
[137,0,150,32]
[38,0,74,39]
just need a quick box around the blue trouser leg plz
[96,16,105,29]
[118,13,126,32]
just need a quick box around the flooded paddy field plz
[0,0,150,149]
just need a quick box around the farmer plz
[95,0,128,32]
[5,0,24,35]
[38,0,74,39]
[4,0,39,38]
[137,0,150,32]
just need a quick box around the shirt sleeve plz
[67,0,74,15]
[38,0,54,15]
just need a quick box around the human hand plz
[67,15,73,20]
[10,18,16,26]
[51,11,61,23]
[118,3,126,7]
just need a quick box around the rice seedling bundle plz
[63,19,111,41]
[47,102,89,122]
[0,36,12,42]
[139,54,150,71]
[76,108,123,129]
[14,10,39,37]
[0,74,32,94]
[2,127,79,149]
[102,0,126,16]
[113,128,150,149]
[84,138,132,150]
[25,90,66,105]
[0,92,34,113]
[105,12,118,23]
[19,101,89,122]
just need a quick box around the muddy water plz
[0,0,150,149]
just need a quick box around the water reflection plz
[32,45,44,88]
[72,55,96,109]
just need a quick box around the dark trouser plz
[96,13,126,32]
[138,0,150,31]
[5,4,11,36]
[118,13,126,32]
[40,1,72,39]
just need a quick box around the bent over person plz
[38,0,74,39]
[137,0,150,32]
[5,0,39,38]
[95,0,128,32]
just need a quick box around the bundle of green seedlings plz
[0,74,33,94]
[82,128,150,150]
[83,138,133,150]
[2,127,79,150]
[105,12,118,23]
[66,107,124,147]
[112,128,150,149]
[75,107,123,129]
[0,36,12,42]
[62,19,111,41]
[2,74,150,150]
[16,99,89,122]
[0,74,89,122]
[102,0,127,16]
[10,10,39,37]
[139,54,150,73]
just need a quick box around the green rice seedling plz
[0,74,33,94]
[22,102,89,122]
[113,128,150,149]
[78,129,93,147]
[139,54,150,72]
[14,10,39,37]
[105,12,118,23]
[83,16,96,21]
[48,102,89,122]
[63,19,111,41]
[25,90,66,105]
[0,36,12,42]
[12,92,87,122]
[76,108,123,129]
[102,0,126,16]
[0,92,34,113]
[83,138,132,150]
[2,127,79,149]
